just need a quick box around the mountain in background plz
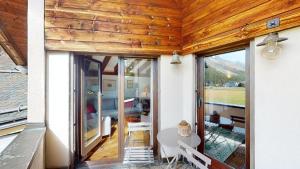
[205,57,245,86]
[206,57,245,76]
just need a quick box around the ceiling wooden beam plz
[102,56,111,72]
[103,71,117,75]
[0,25,25,65]
[114,63,118,74]
[0,0,27,64]
[127,59,142,73]
[139,60,151,73]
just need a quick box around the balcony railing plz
[0,105,27,130]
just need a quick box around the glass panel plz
[86,56,119,161]
[83,59,100,146]
[204,50,246,168]
[124,59,152,148]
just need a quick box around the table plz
[157,128,201,168]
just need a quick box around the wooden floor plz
[88,122,119,161]
[88,121,150,161]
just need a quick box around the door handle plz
[198,96,202,108]
[196,90,202,108]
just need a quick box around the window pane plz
[204,50,246,168]
[83,60,100,145]
[124,59,152,148]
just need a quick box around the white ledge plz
[0,123,45,169]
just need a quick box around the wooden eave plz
[0,25,26,65]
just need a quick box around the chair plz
[127,122,151,137]
[219,115,245,132]
[230,115,245,124]
[127,122,152,153]
[230,115,246,135]
[175,140,211,169]
[123,122,154,164]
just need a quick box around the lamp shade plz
[256,32,288,46]
[257,32,288,60]
[170,51,181,64]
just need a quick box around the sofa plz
[102,97,150,119]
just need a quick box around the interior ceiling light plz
[170,51,181,64]
[257,32,288,60]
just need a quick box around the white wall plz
[27,0,45,123]
[254,27,300,169]
[159,54,196,157]
[46,52,71,168]
[102,75,118,98]
[181,54,196,130]
[27,1,45,168]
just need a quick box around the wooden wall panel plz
[45,0,182,55]
[0,0,27,65]
[46,0,300,55]
[182,0,300,54]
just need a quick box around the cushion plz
[124,98,135,109]
[87,103,96,113]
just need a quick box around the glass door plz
[80,58,102,157]
[76,56,158,162]
[197,50,248,169]
[123,58,154,154]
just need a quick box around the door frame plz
[73,55,159,165]
[196,47,251,169]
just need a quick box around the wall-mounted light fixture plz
[170,51,181,64]
[257,32,288,60]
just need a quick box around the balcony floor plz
[77,161,193,169]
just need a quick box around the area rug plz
[205,127,245,162]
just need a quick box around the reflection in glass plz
[124,59,152,148]
[204,50,246,168]
[83,60,100,146]
[86,56,119,161]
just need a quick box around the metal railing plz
[0,105,27,115]
[0,105,27,130]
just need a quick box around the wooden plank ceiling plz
[0,0,27,65]
[43,0,300,56]
[182,0,300,55]
[45,0,182,55]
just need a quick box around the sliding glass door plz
[80,58,102,157]
[197,50,248,169]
